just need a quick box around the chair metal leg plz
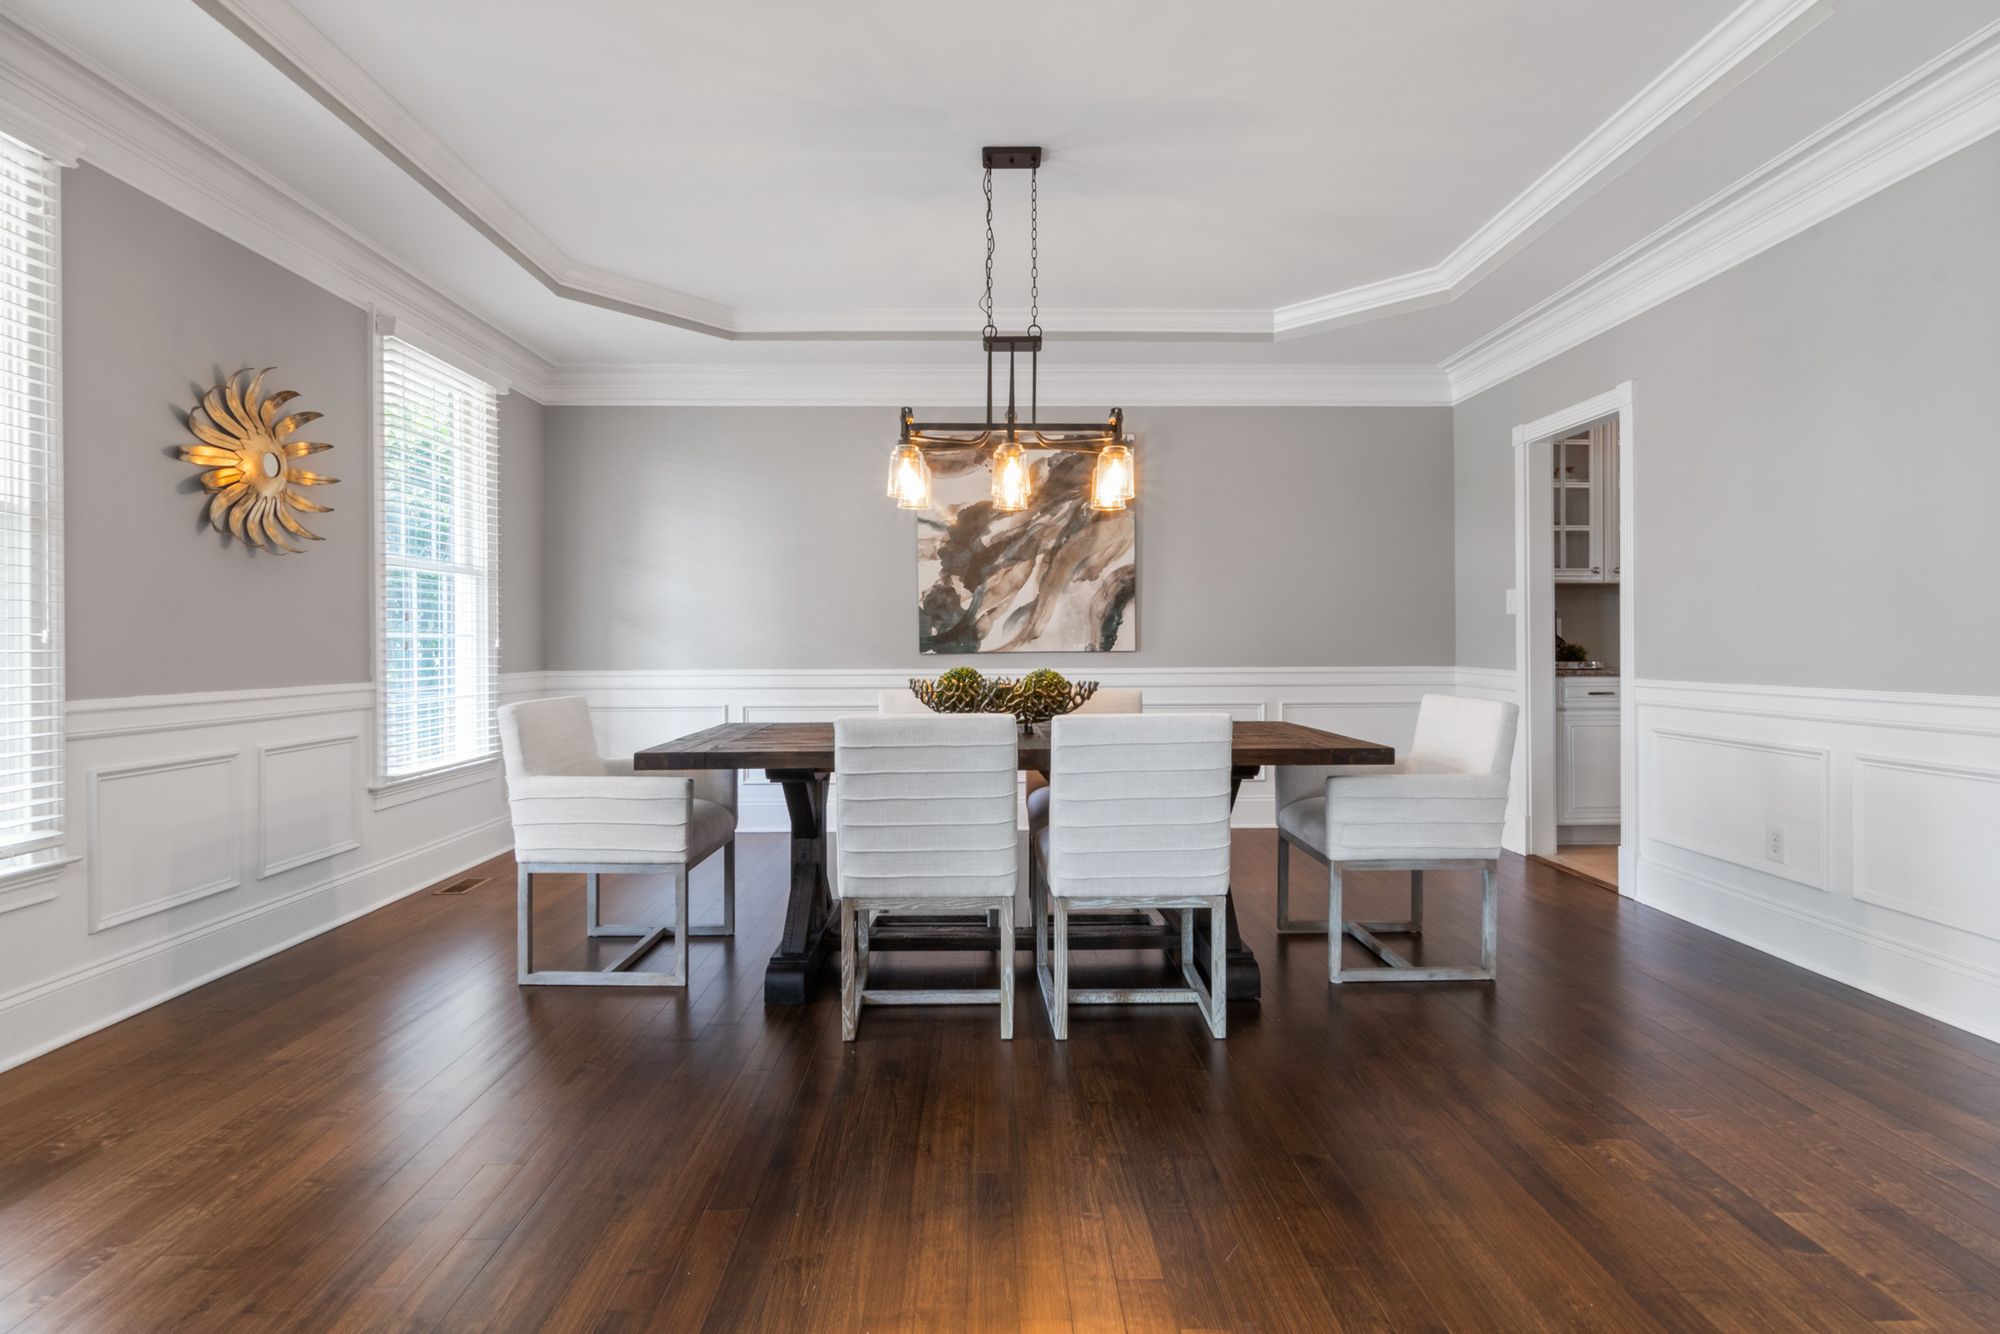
[998,893,1015,1041]
[1051,899,1070,1040]
[840,898,861,1040]
[519,865,686,988]
[1208,895,1228,1038]
[1481,862,1498,979]
[1332,858,1498,985]
[1276,832,1330,934]
[518,866,534,980]
[1328,862,1345,984]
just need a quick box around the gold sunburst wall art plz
[178,367,337,553]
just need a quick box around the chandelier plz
[886,147,1134,515]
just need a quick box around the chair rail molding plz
[1631,676,2000,1044]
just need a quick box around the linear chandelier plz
[887,147,1134,515]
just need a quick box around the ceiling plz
[3,0,1997,374]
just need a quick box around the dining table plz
[637,719,1397,1005]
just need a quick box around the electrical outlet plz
[1765,824,1786,863]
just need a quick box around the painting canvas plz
[917,448,1136,653]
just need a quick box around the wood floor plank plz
[1,837,1998,1331]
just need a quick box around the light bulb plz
[1090,442,1134,512]
[991,439,1032,512]
[887,441,931,509]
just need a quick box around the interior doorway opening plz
[1511,384,1637,897]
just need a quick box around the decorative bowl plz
[908,674,1100,730]
[1005,677,1098,728]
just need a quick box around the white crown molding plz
[1273,0,1829,337]
[539,362,1454,408]
[193,0,1823,343]
[0,12,558,400]
[1445,18,2000,401]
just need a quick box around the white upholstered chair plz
[833,714,1021,1040]
[1024,688,1142,833]
[1274,693,1518,983]
[1030,713,1233,1039]
[500,697,737,987]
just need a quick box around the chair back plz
[500,697,606,781]
[834,714,1020,899]
[1047,713,1232,899]
[1408,693,1517,788]
[1275,692,1520,812]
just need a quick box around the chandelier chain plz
[980,167,996,337]
[1028,167,1040,335]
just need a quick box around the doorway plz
[1511,384,1637,897]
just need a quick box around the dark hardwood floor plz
[3,835,2000,1331]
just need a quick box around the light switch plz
[1505,588,1519,615]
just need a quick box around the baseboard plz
[0,816,511,1076]
[1636,855,2000,1046]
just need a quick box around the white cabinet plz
[1553,423,1619,583]
[1557,679,1620,826]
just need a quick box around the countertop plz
[1556,666,1621,678]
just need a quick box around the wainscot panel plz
[1633,678,2000,1044]
[0,681,523,1074]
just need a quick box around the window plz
[0,133,63,875]
[376,335,499,784]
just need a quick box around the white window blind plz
[0,133,63,870]
[377,336,499,782]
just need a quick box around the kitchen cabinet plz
[1553,423,1619,583]
[1557,677,1620,826]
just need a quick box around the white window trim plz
[370,321,502,799]
[0,131,65,881]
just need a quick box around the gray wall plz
[499,391,546,673]
[542,405,1456,670]
[65,165,371,699]
[1454,133,2000,696]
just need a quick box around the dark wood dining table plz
[637,719,1396,1004]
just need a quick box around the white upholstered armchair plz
[1030,712,1233,1039]
[834,714,1021,1040]
[1274,693,1517,983]
[500,696,737,988]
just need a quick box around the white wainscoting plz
[0,681,520,1075]
[1634,678,2000,1044]
[536,667,1486,834]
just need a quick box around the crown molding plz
[1274,0,1829,337]
[1445,18,2000,402]
[194,0,1824,343]
[0,12,557,400]
[539,362,1453,408]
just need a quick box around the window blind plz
[377,336,500,781]
[0,133,63,869]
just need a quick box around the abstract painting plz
[917,447,1136,653]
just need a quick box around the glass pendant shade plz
[887,440,931,509]
[1090,442,1135,511]
[991,438,1032,512]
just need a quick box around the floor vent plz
[433,876,485,896]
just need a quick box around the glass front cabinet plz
[1553,422,1619,583]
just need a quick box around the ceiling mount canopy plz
[888,147,1133,514]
